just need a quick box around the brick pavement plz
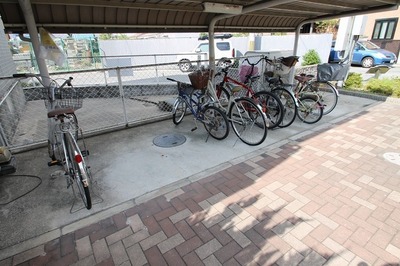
[1,100,400,266]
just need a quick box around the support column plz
[18,0,50,86]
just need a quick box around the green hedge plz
[302,49,321,66]
[365,77,400,97]
[343,72,400,98]
[345,72,362,89]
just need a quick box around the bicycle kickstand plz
[191,119,198,132]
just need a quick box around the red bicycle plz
[214,58,284,129]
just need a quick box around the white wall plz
[99,34,333,66]
[256,34,333,64]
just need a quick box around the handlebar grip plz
[67,77,73,86]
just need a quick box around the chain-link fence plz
[1,62,190,151]
[0,57,316,152]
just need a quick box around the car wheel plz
[361,57,374,68]
[179,59,192,72]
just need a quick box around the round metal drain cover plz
[383,152,400,166]
[153,133,186,148]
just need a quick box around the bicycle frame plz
[174,88,207,119]
[220,71,257,98]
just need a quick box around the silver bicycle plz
[13,73,93,210]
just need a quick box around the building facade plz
[363,7,400,59]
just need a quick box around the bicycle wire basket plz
[188,69,212,90]
[43,86,83,111]
[265,56,299,76]
[177,81,195,95]
[239,64,259,83]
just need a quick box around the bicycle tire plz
[302,81,338,115]
[253,90,284,129]
[272,87,297,128]
[172,98,187,125]
[296,96,323,124]
[228,97,267,146]
[65,132,92,209]
[215,84,231,109]
[202,105,230,140]
[71,113,79,140]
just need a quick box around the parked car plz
[329,40,397,68]
[176,34,235,72]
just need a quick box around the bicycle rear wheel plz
[272,87,297,128]
[172,98,187,125]
[297,96,323,124]
[253,91,284,129]
[303,81,338,115]
[228,97,267,146]
[202,105,229,140]
[64,132,92,209]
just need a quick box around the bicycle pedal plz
[191,127,198,132]
[81,150,90,157]
[48,160,62,167]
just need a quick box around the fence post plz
[116,68,128,126]
[154,54,159,84]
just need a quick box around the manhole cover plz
[383,152,400,166]
[153,133,186,148]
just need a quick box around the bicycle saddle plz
[47,107,75,118]
[295,74,314,83]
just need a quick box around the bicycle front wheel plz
[272,87,297,128]
[65,132,92,209]
[297,96,323,124]
[172,98,187,125]
[253,91,284,129]
[202,105,229,140]
[228,97,267,146]
[303,81,338,115]
[215,84,231,109]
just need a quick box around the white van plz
[176,35,235,72]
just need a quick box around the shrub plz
[365,77,400,97]
[344,72,363,89]
[301,49,321,66]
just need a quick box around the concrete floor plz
[0,92,381,257]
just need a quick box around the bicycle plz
[284,61,347,116]
[263,56,324,125]
[295,73,339,115]
[167,75,229,141]
[13,73,93,210]
[214,58,284,130]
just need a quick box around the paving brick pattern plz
[2,101,400,265]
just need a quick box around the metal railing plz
[1,57,316,152]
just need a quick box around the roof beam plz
[29,0,204,12]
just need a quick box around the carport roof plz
[1,0,399,34]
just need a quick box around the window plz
[372,18,398,40]
[197,43,209,52]
[216,42,230,51]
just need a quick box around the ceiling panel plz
[0,0,398,34]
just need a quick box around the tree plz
[99,34,113,40]
[315,19,339,38]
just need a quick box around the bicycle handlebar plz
[13,73,73,88]
[242,55,274,66]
